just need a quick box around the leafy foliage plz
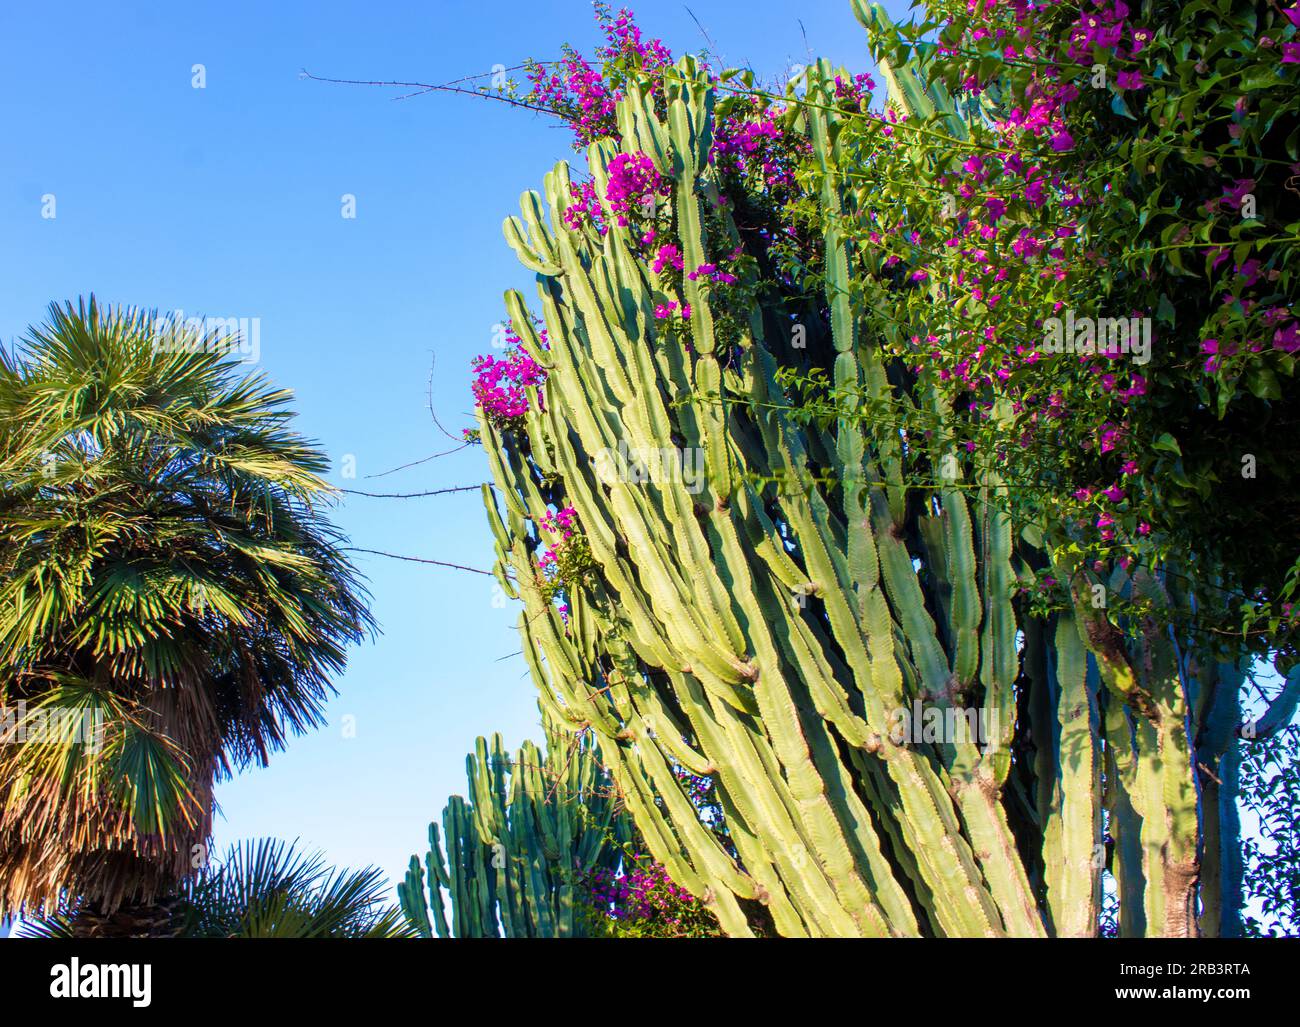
[1240,723,1300,935]
[830,0,1300,657]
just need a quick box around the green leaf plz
[1156,293,1176,326]
[1153,433,1182,455]
[1245,366,1281,400]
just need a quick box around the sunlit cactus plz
[474,10,1255,936]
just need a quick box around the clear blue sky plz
[0,0,905,898]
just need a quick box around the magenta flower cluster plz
[538,505,579,541]
[596,5,673,69]
[688,261,738,286]
[470,322,548,428]
[584,861,708,934]
[604,151,670,227]
[525,4,673,149]
[562,179,608,235]
[528,53,617,148]
[713,98,809,192]
[834,72,877,102]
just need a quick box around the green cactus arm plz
[397,855,433,938]
[1041,613,1102,936]
[976,475,1018,784]
[950,778,1047,937]
[1102,691,1147,937]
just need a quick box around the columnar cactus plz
[397,717,633,937]
[475,33,1245,936]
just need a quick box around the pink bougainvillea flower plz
[1220,179,1255,211]
[604,150,669,227]
[562,180,608,234]
[651,243,684,274]
[470,321,548,425]
[1274,321,1300,352]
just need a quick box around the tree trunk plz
[70,895,186,939]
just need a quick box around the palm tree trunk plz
[70,895,186,938]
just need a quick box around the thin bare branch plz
[299,69,565,119]
[426,352,468,444]
[342,547,494,576]
[340,484,485,499]
[684,6,718,54]
[798,19,813,62]
[363,443,471,480]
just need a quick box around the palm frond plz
[180,839,412,938]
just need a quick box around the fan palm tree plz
[20,838,412,938]
[0,297,375,935]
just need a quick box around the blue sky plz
[0,0,905,898]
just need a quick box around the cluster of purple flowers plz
[539,505,579,541]
[687,261,738,286]
[584,861,708,934]
[562,179,608,235]
[833,71,876,102]
[525,4,674,149]
[595,4,673,69]
[604,151,669,227]
[528,52,617,148]
[712,98,808,192]
[470,322,548,428]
